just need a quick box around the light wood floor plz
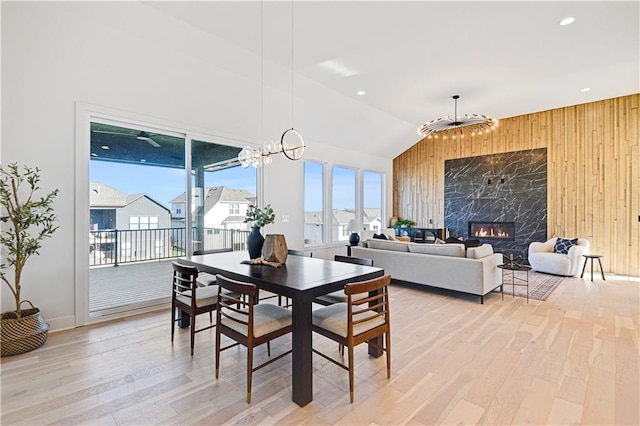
[2,274,638,425]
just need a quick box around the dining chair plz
[170,261,218,356]
[314,255,374,306]
[312,274,392,403]
[193,248,232,288]
[261,249,313,308]
[215,275,293,403]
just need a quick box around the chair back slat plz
[345,275,391,337]
[216,275,258,334]
[172,262,198,295]
[288,249,312,257]
[334,255,374,266]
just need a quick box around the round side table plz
[580,254,605,281]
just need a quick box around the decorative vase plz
[247,226,265,259]
[262,234,288,264]
[0,307,49,357]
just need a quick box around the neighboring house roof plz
[90,182,169,212]
[332,209,355,226]
[304,211,323,225]
[221,215,246,224]
[363,208,382,226]
[170,186,255,214]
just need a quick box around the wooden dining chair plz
[215,275,293,403]
[170,261,218,356]
[314,255,374,306]
[312,274,392,403]
[261,249,313,308]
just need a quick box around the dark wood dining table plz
[180,250,384,407]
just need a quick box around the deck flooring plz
[90,260,174,312]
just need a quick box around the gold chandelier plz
[418,95,498,139]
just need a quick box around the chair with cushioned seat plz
[170,261,218,356]
[314,255,374,306]
[528,237,590,276]
[215,275,293,403]
[312,274,392,403]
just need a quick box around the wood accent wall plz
[393,94,639,277]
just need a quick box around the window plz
[303,161,385,247]
[176,208,182,214]
[229,203,240,214]
[304,161,324,244]
[332,166,356,242]
[363,171,383,232]
[129,216,159,230]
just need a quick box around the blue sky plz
[92,160,381,211]
[91,161,256,208]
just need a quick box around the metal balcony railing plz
[89,227,249,266]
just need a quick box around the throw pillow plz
[463,239,481,248]
[372,233,388,240]
[554,237,578,254]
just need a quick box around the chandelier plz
[239,0,305,168]
[418,95,498,139]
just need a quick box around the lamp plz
[346,219,363,246]
[238,0,305,168]
[417,95,498,139]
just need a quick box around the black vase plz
[247,226,265,259]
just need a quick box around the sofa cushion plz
[372,233,388,240]
[466,244,494,259]
[408,243,465,257]
[554,237,578,254]
[361,230,376,241]
[367,239,410,252]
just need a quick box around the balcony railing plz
[89,227,249,266]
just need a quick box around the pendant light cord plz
[290,0,294,127]
[260,0,264,139]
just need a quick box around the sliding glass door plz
[87,119,256,318]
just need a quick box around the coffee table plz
[497,263,532,303]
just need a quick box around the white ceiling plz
[146,1,639,159]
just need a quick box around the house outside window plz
[229,203,240,214]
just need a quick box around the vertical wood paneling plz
[393,94,640,277]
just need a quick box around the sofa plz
[351,239,502,303]
[528,237,590,276]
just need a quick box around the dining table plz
[180,250,384,407]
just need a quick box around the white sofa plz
[528,237,590,277]
[352,239,502,303]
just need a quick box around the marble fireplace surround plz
[444,148,547,258]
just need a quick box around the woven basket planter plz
[1,308,49,357]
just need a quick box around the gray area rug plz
[496,270,567,301]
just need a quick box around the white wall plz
[1,2,394,329]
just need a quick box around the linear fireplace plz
[468,221,515,240]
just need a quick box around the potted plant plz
[243,204,275,259]
[0,163,59,357]
[394,218,415,227]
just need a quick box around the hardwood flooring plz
[2,275,638,425]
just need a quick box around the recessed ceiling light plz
[140,159,146,163]
[560,17,575,26]
[357,90,366,96]
[101,144,109,150]
[91,153,98,157]
[580,87,591,92]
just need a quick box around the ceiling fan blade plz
[145,138,161,148]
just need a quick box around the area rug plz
[495,270,567,301]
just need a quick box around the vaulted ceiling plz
[135,2,640,158]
